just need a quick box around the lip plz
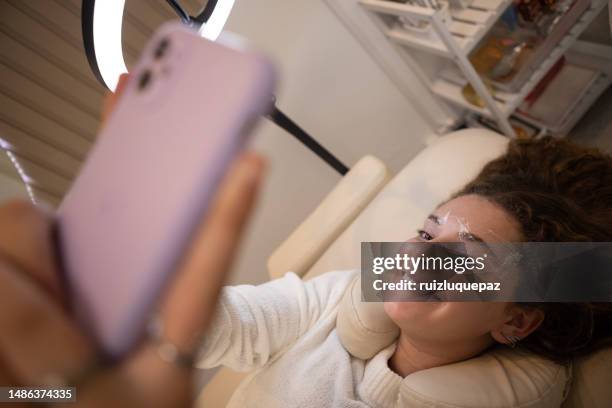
[409,288,442,301]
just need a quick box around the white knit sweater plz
[197,270,403,407]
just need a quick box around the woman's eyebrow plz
[428,213,486,242]
[427,214,441,225]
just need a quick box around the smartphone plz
[57,23,276,358]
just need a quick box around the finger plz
[45,345,192,408]
[56,345,192,408]
[0,200,63,300]
[160,152,266,351]
[0,356,19,388]
[0,358,27,408]
[0,260,96,385]
[101,73,130,126]
[70,154,266,407]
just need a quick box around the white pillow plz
[306,128,509,278]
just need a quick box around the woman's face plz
[383,194,524,347]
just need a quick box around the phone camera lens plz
[138,69,153,91]
[154,38,170,60]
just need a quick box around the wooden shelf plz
[514,46,612,136]
[431,1,608,120]
[361,0,512,57]
[352,0,610,137]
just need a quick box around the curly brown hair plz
[453,136,612,363]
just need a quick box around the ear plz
[491,305,545,345]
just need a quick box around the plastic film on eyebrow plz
[452,215,472,239]
[439,211,450,225]
[436,212,473,240]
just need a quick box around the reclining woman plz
[198,136,612,407]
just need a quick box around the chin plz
[383,301,442,328]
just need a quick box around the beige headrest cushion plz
[399,347,570,407]
[563,348,612,408]
[336,275,399,359]
[336,276,571,407]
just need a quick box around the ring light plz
[82,0,235,91]
[81,0,350,175]
[198,0,235,41]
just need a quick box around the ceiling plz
[0,0,206,206]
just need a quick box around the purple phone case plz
[57,23,276,358]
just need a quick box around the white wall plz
[223,0,435,285]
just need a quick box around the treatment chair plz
[197,128,612,407]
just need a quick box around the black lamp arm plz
[162,3,349,176]
[165,0,190,23]
[165,0,219,26]
[268,105,349,176]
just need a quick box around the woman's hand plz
[0,74,266,407]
